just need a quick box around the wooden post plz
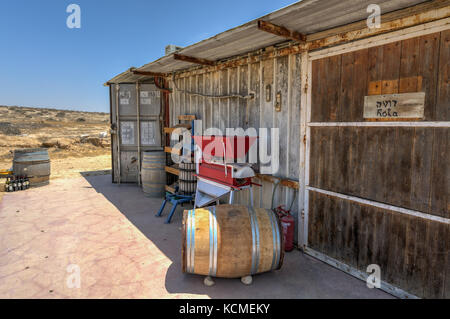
[136,82,142,186]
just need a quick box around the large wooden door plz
[303,30,449,299]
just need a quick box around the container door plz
[111,83,163,183]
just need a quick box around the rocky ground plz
[0,105,112,192]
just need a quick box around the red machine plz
[275,205,295,252]
[193,135,258,207]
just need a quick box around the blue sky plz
[0,0,295,113]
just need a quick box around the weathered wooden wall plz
[169,54,302,241]
[307,30,449,298]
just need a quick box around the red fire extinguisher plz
[275,206,295,252]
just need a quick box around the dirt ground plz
[0,105,112,196]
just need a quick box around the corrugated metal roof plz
[106,0,430,84]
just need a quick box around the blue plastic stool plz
[156,192,194,224]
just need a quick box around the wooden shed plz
[106,0,449,299]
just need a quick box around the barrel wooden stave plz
[141,151,166,197]
[182,205,284,278]
[179,161,197,194]
[13,148,50,187]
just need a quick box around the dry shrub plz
[0,122,21,136]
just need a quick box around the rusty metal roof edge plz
[104,0,321,85]
[104,0,433,84]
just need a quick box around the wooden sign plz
[364,92,425,120]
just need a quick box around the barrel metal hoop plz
[190,209,196,273]
[208,206,218,277]
[272,211,282,269]
[249,206,260,275]
[186,209,196,274]
[186,210,192,273]
[267,209,278,271]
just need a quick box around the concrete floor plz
[0,174,394,299]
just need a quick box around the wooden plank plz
[307,191,318,249]
[178,115,196,121]
[212,71,221,130]
[248,62,260,132]
[395,127,415,209]
[256,174,299,190]
[418,32,440,121]
[357,205,371,270]
[204,72,212,130]
[339,52,355,121]
[257,20,306,43]
[348,127,365,197]
[130,68,165,77]
[399,37,420,93]
[275,55,289,177]
[335,127,347,194]
[181,78,187,117]
[325,55,341,121]
[165,165,179,176]
[198,73,204,126]
[347,201,359,267]
[372,206,387,270]
[410,128,433,214]
[368,45,384,96]
[430,128,449,218]
[362,127,380,200]
[403,215,420,295]
[165,184,176,194]
[164,124,191,134]
[219,69,229,131]
[164,147,181,156]
[326,126,339,192]
[381,41,401,94]
[310,59,323,122]
[173,54,215,66]
[437,29,450,121]
[423,219,448,298]
[228,67,239,128]
[239,65,248,129]
[321,193,332,255]
[352,49,369,121]
[288,54,301,179]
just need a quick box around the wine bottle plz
[12,176,17,192]
[18,176,22,191]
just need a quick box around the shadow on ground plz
[82,174,394,299]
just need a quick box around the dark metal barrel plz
[13,148,51,187]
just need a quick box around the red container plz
[197,163,252,187]
[280,213,295,252]
[193,135,257,161]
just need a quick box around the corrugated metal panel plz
[105,0,429,84]
[168,53,302,241]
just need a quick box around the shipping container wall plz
[111,83,164,183]
[169,54,302,242]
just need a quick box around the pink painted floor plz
[0,175,393,299]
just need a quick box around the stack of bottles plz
[4,176,30,192]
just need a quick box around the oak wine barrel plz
[141,151,166,197]
[13,148,50,187]
[182,205,284,278]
